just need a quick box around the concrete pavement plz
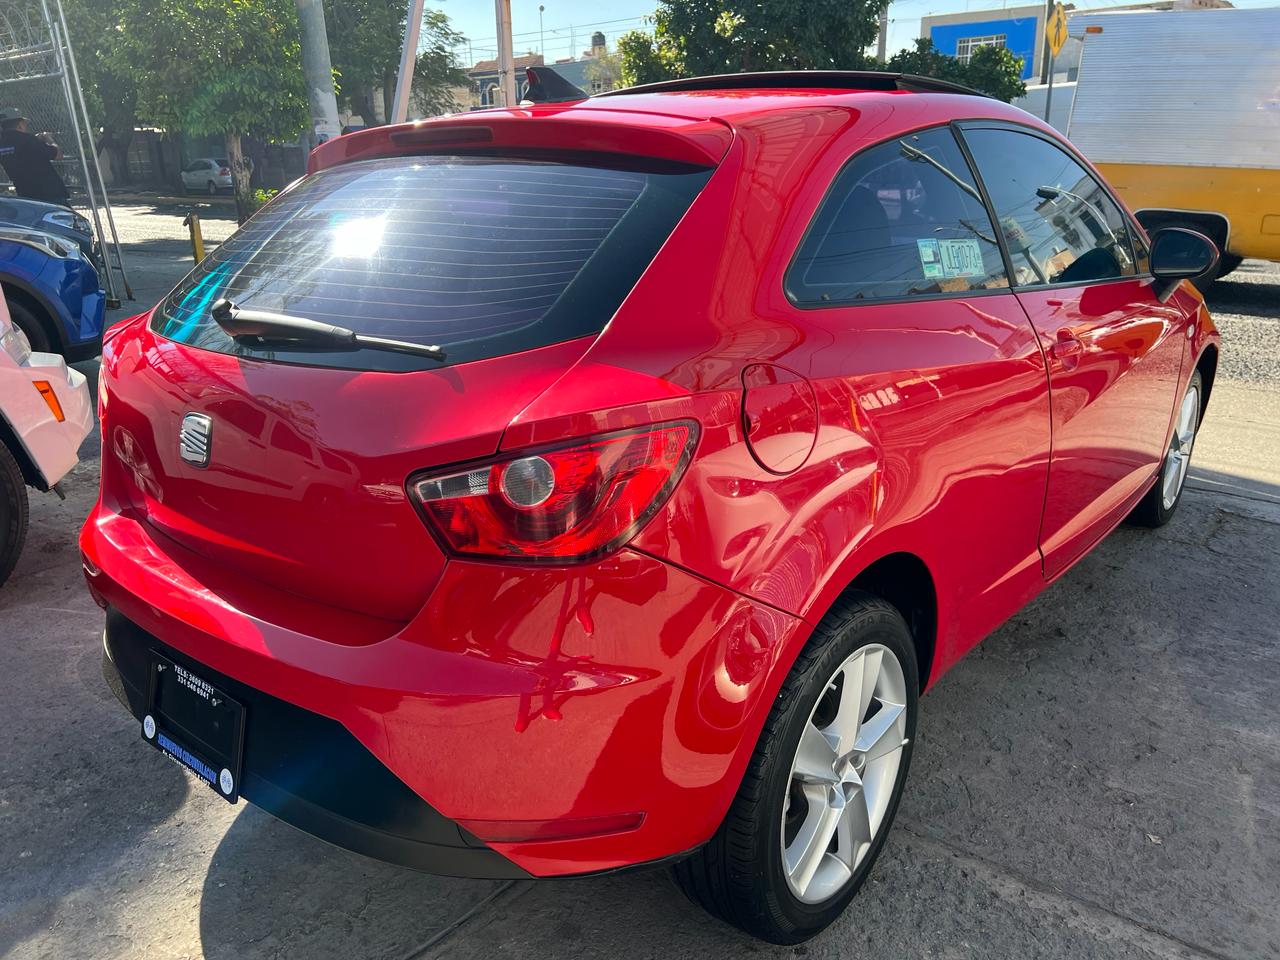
[1,206,1276,959]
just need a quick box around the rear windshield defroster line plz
[152,155,713,372]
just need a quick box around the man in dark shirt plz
[0,107,69,206]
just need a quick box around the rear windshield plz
[152,155,712,371]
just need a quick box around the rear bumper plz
[81,502,806,877]
[101,610,531,878]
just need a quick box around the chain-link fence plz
[0,0,131,303]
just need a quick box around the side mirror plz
[1149,227,1219,301]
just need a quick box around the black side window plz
[963,128,1136,286]
[788,127,1008,305]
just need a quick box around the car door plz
[181,161,201,190]
[960,123,1186,579]
[784,125,1053,650]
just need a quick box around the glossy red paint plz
[82,81,1219,878]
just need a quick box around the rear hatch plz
[106,151,713,624]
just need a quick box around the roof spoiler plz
[597,70,989,99]
[523,66,589,104]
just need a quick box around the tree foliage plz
[617,0,887,83]
[584,51,623,93]
[886,38,1026,102]
[62,0,138,182]
[324,0,466,121]
[114,0,308,218]
[618,10,1027,103]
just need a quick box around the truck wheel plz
[1215,254,1243,280]
[0,440,29,588]
[7,298,53,354]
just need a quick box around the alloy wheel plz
[781,643,908,904]
[1161,383,1200,510]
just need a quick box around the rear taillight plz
[219,166,230,176]
[409,421,698,563]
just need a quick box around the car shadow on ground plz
[193,483,1280,960]
[0,564,192,958]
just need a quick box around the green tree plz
[617,0,888,82]
[116,0,308,220]
[961,44,1027,103]
[887,38,1026,102]
[62,0,138,184]
[325,1,466,122]
[584,51,623,93]
[412,11,468,118]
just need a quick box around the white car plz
[0,289,92,586]
[180,158,232,195]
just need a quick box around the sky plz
[444,0,1280,67]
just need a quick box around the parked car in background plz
[0,195,94,260]
[0,288,91,585]
[82,70,1221,944]
[180,158,232,195]
[0,227,105,361]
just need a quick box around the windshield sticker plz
[918,238,986,279]
[916,238,944,278]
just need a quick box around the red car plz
[82,71,1220,943]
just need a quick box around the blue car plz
[0,227,105,361]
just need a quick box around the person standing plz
[0,108,69,206]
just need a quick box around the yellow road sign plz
[1047,3,1069,58]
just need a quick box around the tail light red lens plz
[409,421,698,563]
[219,167,230,176]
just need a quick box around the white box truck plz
[1063,7,1280,280]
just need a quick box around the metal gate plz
[0,0,131,305]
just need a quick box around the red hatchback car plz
[82,71,1220,942]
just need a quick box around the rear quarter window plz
[787,127,1008,306]
[153,155,712,371]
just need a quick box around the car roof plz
[563,72,1021,126]
[310,72,1056,175]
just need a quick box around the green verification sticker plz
[917,237,986,279]
[916,238,944,278]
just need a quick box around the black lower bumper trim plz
[102,609,531,880]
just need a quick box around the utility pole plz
[1040,0,1052,83]
[495,0,517,107]
[295,0,341,146]
[876,4,889,63]
[392,0,427,123]
[539,5,546,60]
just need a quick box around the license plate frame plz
[142,652,246,804]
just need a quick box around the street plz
[1,202,1277,959]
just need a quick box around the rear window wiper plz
[211,299,446,361]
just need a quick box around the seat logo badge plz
[179,413,213,467]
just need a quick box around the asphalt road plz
[1,203,1277,960]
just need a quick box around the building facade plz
[464,33,619,110]
[921,0,1233,83]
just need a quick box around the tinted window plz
[963,128,1136,286]
[153,155,711,371]
[788,127,1007,305]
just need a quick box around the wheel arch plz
[2,275,69,354]
[1135,208,1230,256]
[815,551,938,693]
[0,410,47,490]
[1194,343,1218,422]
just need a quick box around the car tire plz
[0,440,29,588]
[7,298,52,354]
[1128,370,1202,528]
[673,592,918,944]
[207,180,217,196]
[1215,254,1243,281]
